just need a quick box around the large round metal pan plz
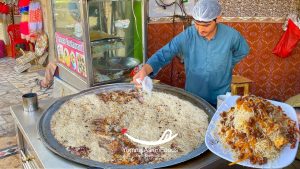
[38,83,215,169]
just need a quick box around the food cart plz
[51,0,146,90]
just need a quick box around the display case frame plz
[50,0,146,90]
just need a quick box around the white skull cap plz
[192,0,222,22]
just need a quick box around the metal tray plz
[38,83,215,169]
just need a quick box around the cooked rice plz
[51,91,208,164]
[215,95,299,165]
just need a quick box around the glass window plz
[89,0,139,83]
[52,0,83,40]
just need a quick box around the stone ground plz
[0,57,52,168]
[0,57,299,168]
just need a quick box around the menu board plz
[55,32,87,78]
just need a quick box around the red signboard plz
[55,32,87,78]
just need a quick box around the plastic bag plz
[282,14,300,31]
[273,19,300,58]
[136,76,153,95]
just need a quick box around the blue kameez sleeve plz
[231,32,250,66]
[146,31,185,76]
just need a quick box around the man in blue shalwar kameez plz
[133,0,250,107]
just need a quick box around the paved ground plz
[0,57,52,168]
[0,57,52,136]
[0,136,21,169]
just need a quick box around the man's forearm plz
[143,64,153,75]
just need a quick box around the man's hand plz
[132,64,153,88]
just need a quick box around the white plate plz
[205,96,299,168]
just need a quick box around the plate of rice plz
[205,95,299,168]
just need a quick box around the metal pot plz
[38,83,215,168]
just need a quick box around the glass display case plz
[51,0,145,90]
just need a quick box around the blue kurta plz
[147,23,250,105]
